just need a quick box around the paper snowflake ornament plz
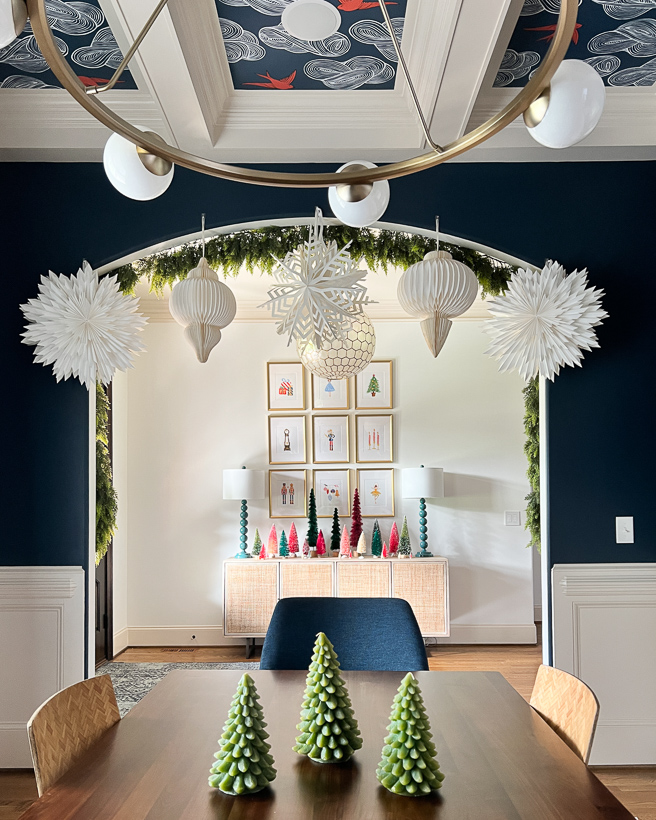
[20,261,147,389]
[260,208,373,349]
[484,261,608,382]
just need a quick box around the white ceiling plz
[0,0,655,163]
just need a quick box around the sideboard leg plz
[245,637,255,659]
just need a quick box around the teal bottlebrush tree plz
[371,520,382,557]
[279,529,289,557]
[376,672,445,797]
[209,673,277,795]
[251,528,262,557]
[330,508,341,554]
[307,489,319,548]
[350,489,363,549]
[398,517,412,557]
[293,632,362,763]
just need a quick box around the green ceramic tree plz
[251,529,262,557]
[376,673,445,797]
[371,520,383,557]
[208,673,277,795]
[279,529,289,557]
[293,632,362,763]
[398,516,412,557]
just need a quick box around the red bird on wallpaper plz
[525,23,581,45]
[77,77,123,88]
[338,0,396,9]
[244,70,296,89]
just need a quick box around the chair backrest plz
[27,674,120,796]
[260,597,429,671]
[530,664,599,763]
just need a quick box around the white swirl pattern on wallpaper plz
[592,0,656,20]
[608,52,656,78]
[71,28,124,69]
[304,55,394,89]
[520,0,581,16]
[0,74,57,87]
[348,19,404,62]
[0,35,68,72]
[259,24,350,56]
[585,54,622,72]
[217,0,294,13]
[25,0,103,35]
[495,48,541,86]
[220,19,266,62]
[589,18,656,54]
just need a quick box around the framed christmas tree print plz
[269,415,306,464]
[357,469,395,517]
[312,374,349,410]
[355,361,393,410]
[312,415,349,463]
[270,470,307,518]
[356,415,393,463]
[267,362,305,411]
[313,469,351,517]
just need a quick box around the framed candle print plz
[356,415,393,463]
[267,362,305,411]
[269,415,306,465]
[312,374,349,410]
[312,415,349,464]
[270,470,307,518]
[356,361,393,409]
[357,469,395,517]
[313,469,351,518]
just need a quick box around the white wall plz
[113,285,534,647]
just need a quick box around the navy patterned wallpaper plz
[0,0,135,89]
[215,0,407,90]
[497,0,656,87]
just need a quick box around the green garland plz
[96,383,117,566]
[523,377,540,551]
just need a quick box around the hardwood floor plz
[3,633,655,820]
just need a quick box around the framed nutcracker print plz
[267,362,305,411]
[356,415,393,463]
[357,469,395,517]
[270,470,307,518]
[356,361,393,410]
[269,415,306,465]
[313,469,351,518]
[312,415,349,464]
[312,374,349,410]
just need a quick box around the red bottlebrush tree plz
[340,526,352,558]
[302,537,310,558]
[389,522,399,556]
[382,541,388,559]
[316,530,326,557]
[288,522,299,557]
[350,489,363,549]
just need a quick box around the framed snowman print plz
[267,362,305,411]
[312,415,349,464]
[313,469,351,518]
[312,374,349,410]
[356,361,393,410]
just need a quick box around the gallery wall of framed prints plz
[266,360,397,518]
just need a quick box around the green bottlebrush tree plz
[371,520,383,557]
[399,517,412,556]
[252,529,262,557]
[377,672,445,797]
[279,529,289,557]
[96,383,117,566]
[293,632,362,763]
[307,489,319,548]
[208,673,277,795]
[330,508,341,553]
[350,489,363,549]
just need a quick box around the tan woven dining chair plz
[530,664,599,764]
[27,674,120,796]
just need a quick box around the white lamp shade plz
[328,161,390,228]
[0,0,27,48]
[223,469,265,501]
[526,60,606,150]
[281,0,341,41]
[103,131,174,201]
[402,467,444,499]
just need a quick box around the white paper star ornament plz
[20,261,147,389]
[484,261,608,381]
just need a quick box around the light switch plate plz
[616,516,634,544]
[505,511,521,526]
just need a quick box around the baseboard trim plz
[534,605,542,622]
[113,628,129,656]
[124,623,537,647]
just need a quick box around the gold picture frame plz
[313,469,351,518]
[312,415,350,464]
[267,362,306,411]
[312,374,350,410]
[356,360,393,410]
[357,469,395,517]
[268,415,307,465]
[356,414,394,463]
[269,470,307,518]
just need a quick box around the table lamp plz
[401,466,444,558]
[223,467,265,559]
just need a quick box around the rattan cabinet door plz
[392,561,447,636]
[224,562,278,636]
[337,561,391,597]
[280,561,333,598]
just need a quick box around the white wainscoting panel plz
[552,563,656,765]
[0,567,85,767]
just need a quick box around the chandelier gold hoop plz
[27,0,578,189]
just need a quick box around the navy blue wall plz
[1,161,654,577]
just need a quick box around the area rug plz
[96,662,260,716]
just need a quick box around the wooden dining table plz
[20,669,633,820]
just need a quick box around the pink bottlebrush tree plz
[340,526,352,558]
[389,522,399,556]
[288,522,299,557]
[302,537,310,558]
[267,524,278,556]
[382,541,388,559]
[316,530,326,557]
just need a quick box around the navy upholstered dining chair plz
[260,597,429,671]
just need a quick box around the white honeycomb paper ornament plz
[298,313,376,380]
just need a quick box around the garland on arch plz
[96,382,117,566]
[523,377,540,551]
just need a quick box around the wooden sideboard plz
[223,557,450,641]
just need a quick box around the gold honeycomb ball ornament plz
[297,314,376,380]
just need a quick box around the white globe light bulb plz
[103,130,174,201]
[526,60,606,150]
[0,0,27,49]
[281,0,341,41]
[328,160,390,228]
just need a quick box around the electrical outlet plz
[505,511,521,526]
[616,517,634,544]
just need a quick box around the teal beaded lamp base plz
[415,497,433,558]
[235,499,251,559]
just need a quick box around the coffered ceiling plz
[0,0,654,163]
